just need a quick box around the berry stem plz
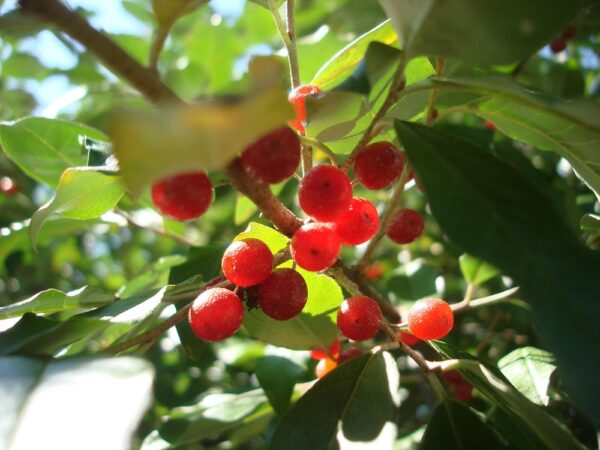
[424,57,446,126]
[357,163,412,268]
[299,136,340,167]
[285,0,301,89]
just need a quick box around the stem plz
[149,26,169,73]
[286,0,301,89]
[380,319,434,373]
[424,57,446,126]
[357,164,411,268]
[341,57,407,172]
[299,136,339,167]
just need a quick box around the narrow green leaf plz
[421,400,508,450]
[379,0,585,65]
[0,117,107,187]
[255,355,304,414]
[498,347,556,406]
[396,121,600,421]
[29,168,125,248]
[0,356,154,450]
[2,53,48,80]
[0,286,114,320]
[271,351,400,450]
[459,254,500,285]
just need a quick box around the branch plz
[424,57,446,126]
[18,0,179,105]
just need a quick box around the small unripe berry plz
[337,295,382,341]
[290,223,341,271]
[288,84,322,134]
[387,209,425,244]
[315,357,337,379]
[151,172,213,221]
[310,338,341,361]
[337,346,364,364]
[298,165,352,221]
[188,288,244,341]
[257,268,308,320]
[354,141,405,190]
[221,238,273,287]
[241,126,301,184]
[407,298,454,340]
[331,197,379,246]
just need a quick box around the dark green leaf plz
[271,351,400,450]
[256,355,305,414]
[396,121,600,421]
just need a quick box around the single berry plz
[151,172,213,221]
[485,120,496,131]
[443,371,473,402]
[221,238,273,287]
[354,141,405,190]
[400,332,420,346]
[311,338,341,361]
[257,268,308,320]
[407,298,454,340]
[188,288,244,341]
[290,223,341,271]
[0,176,19,195]
[298,165,352,221]
[387,209,425,244]
[337,346,364,364]
[241,126,301,184]
[315,357,337,379]
[550,39,567,53]
[331,197,379,246]
[288,84,322,134]
[363,263,384,280]
[337,295,382,341]
[561,24,577,40]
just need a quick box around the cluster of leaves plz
[1,0,600,449]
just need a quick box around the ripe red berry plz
[257,268,308,320]
[151,172,213,221]
[240,126,301,184]
[315,357,337,379]
[407,298,454,341]
[399,332,420,346]
[331,197,379,246]
[443,371,473,402]
[337,295,382,341]
[485,120,496,131]
[221,238,273,287]
[188,288,244,341]
[386,208,425,244]
[290,223,341,271]
[354,141,405,190]
[363,263,384,280]
[337,346,364,364]
[0,176,19,195]
[550,39,567,53]
[288,84,322,134]
[311,338,341,361]
[298,165,352,221]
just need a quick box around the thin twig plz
[149,26,169,73]
[299,136,339,167]
[285,0,301,89]
[424,57,446,126]
[114,208,199,247]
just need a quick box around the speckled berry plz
[354,141,405,190]
[290,223,341,272]
[188,288,244,341]
[221,238,273,287]
[257,268,308,320]
[407,298,454,341]
[151,172,213,221]
[298,165,352,221]
[337,295,382,341]
[289,84,322,134]
[331,197,379,246]
[387,209,424,244]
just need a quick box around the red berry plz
[363,263,384,280]
[315,357,337,379]
[443,371,473,402]
[290,223,341,272]
[407,298,454,340]
[550,39,567,53]
[386,209,425,244]
[337,346,364,364]
[561,25,577,40]
[399,332,420,346]
[311,338,341,361]
[331,197,379,246]
[298,165,352,221]
[0,177,19,195]
[257,268,308,320]
[485,120,496,131]
[151,172,213,221]
[354,141,405,190]
[241,126,301,184]
[188,288,244,341]
[221,238,273,287]
[337,295,382,341]
[288,84,322,134]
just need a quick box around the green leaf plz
[386,264,439,300]
[0,117,108,187]
[399,75,600,201]
[151,0,205,27]
[234,221,290,253]
[271,351,400,450]
[459,254,500,285]
[395,121,600,421]
[118,255,187,298]
[421,400,508,450]
[2,53,49,80]
[234,182,286,225]
[379,0,585,65]
[112,87,293,196]
[311,20,397,90]
[0,356,154,450]
[30,168,125,248]
[159,389,271,445]
[0,286,114,320]
[248,0,285,10]
[255,355,305,415]
[498,347,556,406]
